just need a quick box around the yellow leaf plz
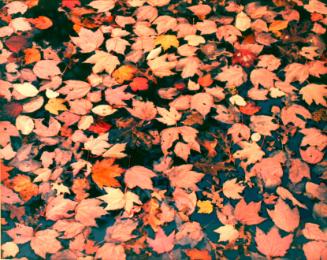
[45,98,67,115]
[269,20,288,31]
[112,65,137,84]
[155,35,179,51]
[197,200,213,214]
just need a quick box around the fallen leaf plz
[124,166,156,190]
[234,199,265,225]
[223,178,245,199]
[112,65,138,84]
[155,35,179,50]
[255,226,293,257]
[30,229,62,258]
[147,228,175,254]
[267,198,300,232]
[75,198,107,226]
[91,158,124,188]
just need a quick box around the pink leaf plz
[255,226,293,257]
[124,166,156,190]
[267,198,300,232]
[7,224,33,244]
[30,229,62,258]
[46,196,77,221]
[234,199,265,225]
[75,198,107,226]
[147,227,175,254]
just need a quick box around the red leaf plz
[3,102,23,118]
[88,121,112,134]
[239,102,261,115]
[62,0,80,9]
[130,77,149,92]
[5,36,28,53]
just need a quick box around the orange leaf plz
[112,65,138,84]
[185,249,212,260]
[198,74,213,87]
[91,159,124,188]
[239,102,261,115]
[11,175,38,201]
[0,160,13,181]
[24,48,41,64]
[29,16,53,30]
[269,20,288,31]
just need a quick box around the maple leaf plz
[191,92,214,117]
[71,28,104,53]
[53,220,85,239]
[105,219,138,243]
[91,158,124,188]
[11,174,38,201]
[45,98,68,115]
[126,99,157,121]
[105,85,134,106]
[175,222,204,246]
[0,121,19,147]
[255,226,293,257]
[214,225,239,242]
[103,143,127,159]
[58,80,91,100]
[98,187,142,212]
[147,228,175,254]
[174,142,191,161]
[84,133,110,156]
[106,37,130,54]
[95,243,126,260]
[62,0,80,9]
[84,51,120,74]
[45,196,77,221]
[124,166,156,190]
[233,141,265,166]
[234,199,265,225]
[284,63,309,83]
[130,77,149,92]
[33,60,61,79]
[148,54,177,77]
[1,242,19,258]
[75,198,107,226]
[216,65,247,87]
[250,115,279,136]
[7,224,33,244]
[155,35,179,51]
[156,107,181,126]
[300,84,327,107]
[164,164,204,191]
[268,198,300,232]
[1,185,22,204]
[112,65,138,84]
[281,104,312,129]
[197,200,213,214]
[250,68,278,89]
[30,229,62,258]
[185,249,212,260]
[223,178,245,199]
